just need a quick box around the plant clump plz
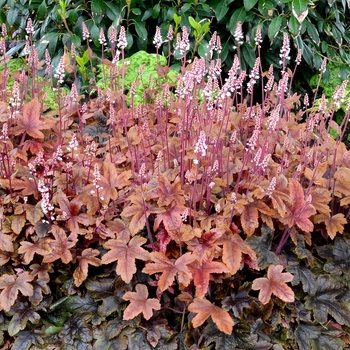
[0,21,349,349]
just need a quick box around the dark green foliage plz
[246,225,280,269]
[2,0,350,93]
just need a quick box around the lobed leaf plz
[0,272,34,312]
[102,236,149,284]
[123,284,161,320]
[251,265,294,305]
[188,297,234,334]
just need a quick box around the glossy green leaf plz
[246,225,280,269]
[203,319,254,349]
[37,0,47,20]
[241,43,256,68]
[152,3,160,19]
[304,275,350,325]
[181,3,192,12]
[91,0,106,15]
[296,323,345,350]
[173,13,181,26]
[134,21,147,41]
[220,40,230,63]
[105,2,120,20]
[213,0,229,22]
[131,8,141,15]
[141,8,152,21]
[222,283,251,318]
[289,14,301,36]
[11,330,44,350]
[244,0,259,11]
[227,8,247,36]
[7,7,18,26]
[197,40,208,57]
[306,19,320,44]
[188,16,199,32]
[293,0,308,15]
[269,16,283,41]
[286,262,317,294]
[317,237,350,275]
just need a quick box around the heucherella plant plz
[0,19,349,349]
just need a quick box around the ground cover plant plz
[0,20,350,349]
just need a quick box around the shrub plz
[0,22,350,349]
[2,0,350,93]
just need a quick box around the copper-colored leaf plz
[73,248,101,287]
[143,252,196,291]
[57,193,95,233]
[280,179,316,232]
[153,204,184,242]
[219,233,257,275]
[154,175,185,206]
[188,297,234,334]
[11,214,26,235]
[0,231,13,252]
[251,265,294,304]
[14,98,55,139]
[122,194,165,235]
[99,160,132,202]
[0,272,34,311]
[314,213,347,240]
[101,235,150,283]
[18,237,51,264]
[189,257,229,298]
[304,162,329,186]
[42,225,78,264]
[123,284,161,320]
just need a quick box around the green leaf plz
[141,8,152,21]
[317,237,350,275]
[173,13,181,26]
[198,40,209,58]
[304,275,350,325]
[222,283,252,318]
[293,233,314,264]
[289,15,301,36]
[90,23,100,42]
[181,3,192,12]
[220,40,230,63]
[203,319,254,349]
[8,303,40,336]
[269,16,283,41]
[134,20,147,41]
[306,19,320,44]
[188,16,200,32]
[296,323,345,350]
[246,225,280,269]
[131,8,141,15]
[213,0,229,22]
[295,36,313,66]
[244,0,258,11]
[241,43,256,68]
[37,0,47,20]
[227,8,247,36]
[7,7,18,26]
[127,329,152,350]
[293,0,308,15]
[286,262,317,294]
[11,330,44,350]
[60,314,93,344]
[91,0,106,15]
[152,3,160,19]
